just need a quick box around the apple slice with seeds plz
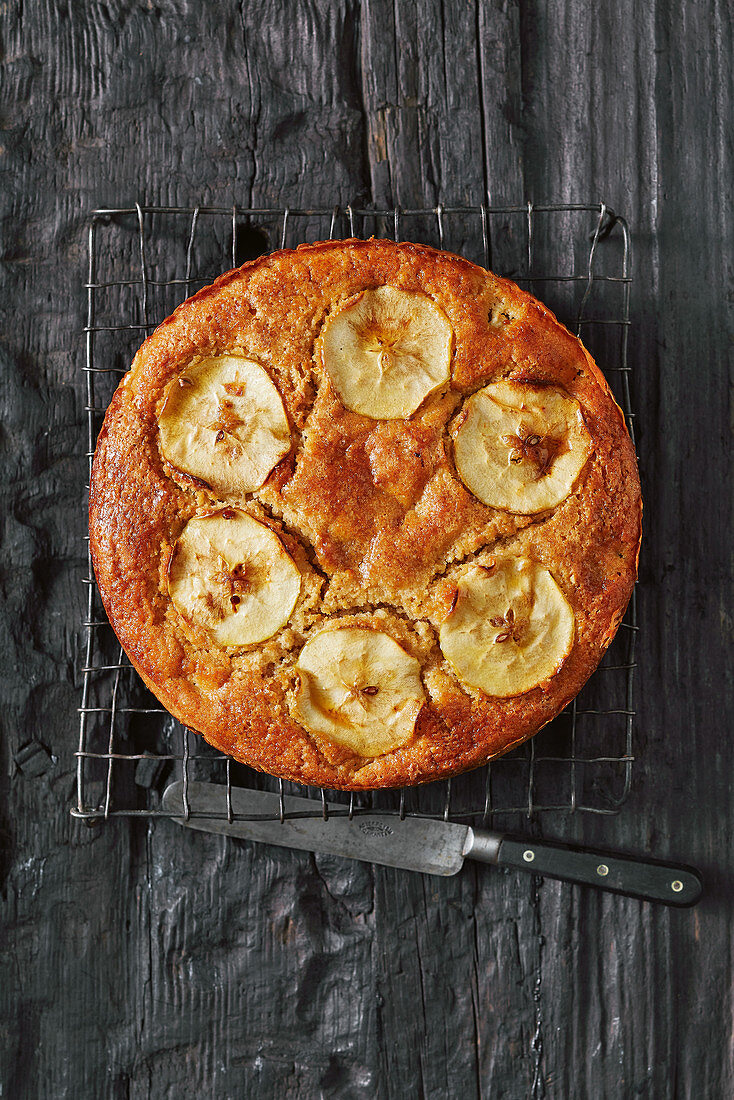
[159,356,291,497]
[318,286,453,419]
[294,626,426,756]
[168,509,300,647]
[439,558,575,697]
[453,380,593,514]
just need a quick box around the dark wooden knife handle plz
[488,836,702,906]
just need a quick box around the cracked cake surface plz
[89,237,641,789]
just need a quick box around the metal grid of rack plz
[74,201,636,827]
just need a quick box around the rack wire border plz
[74,201,637,826]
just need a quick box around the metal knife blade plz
[161,780,472,875]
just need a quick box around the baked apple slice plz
[318,286,453,419]
[439,558,575,697]
[168,509,300,646]
[453,380,593,513]
[159,356,291,496]
[294,626,426,756]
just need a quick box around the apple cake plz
[89,237,641,790]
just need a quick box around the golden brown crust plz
[89,238,642,789]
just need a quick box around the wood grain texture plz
[1,1,732,1097]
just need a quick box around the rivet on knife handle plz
[466,831,703,907]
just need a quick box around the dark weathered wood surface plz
[1,2,732,1096]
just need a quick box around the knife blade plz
[161,781,702,906]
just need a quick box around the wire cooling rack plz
[74,201,636,827]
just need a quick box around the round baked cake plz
[89,237,641,790]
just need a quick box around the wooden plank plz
[507,0,734,1096]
